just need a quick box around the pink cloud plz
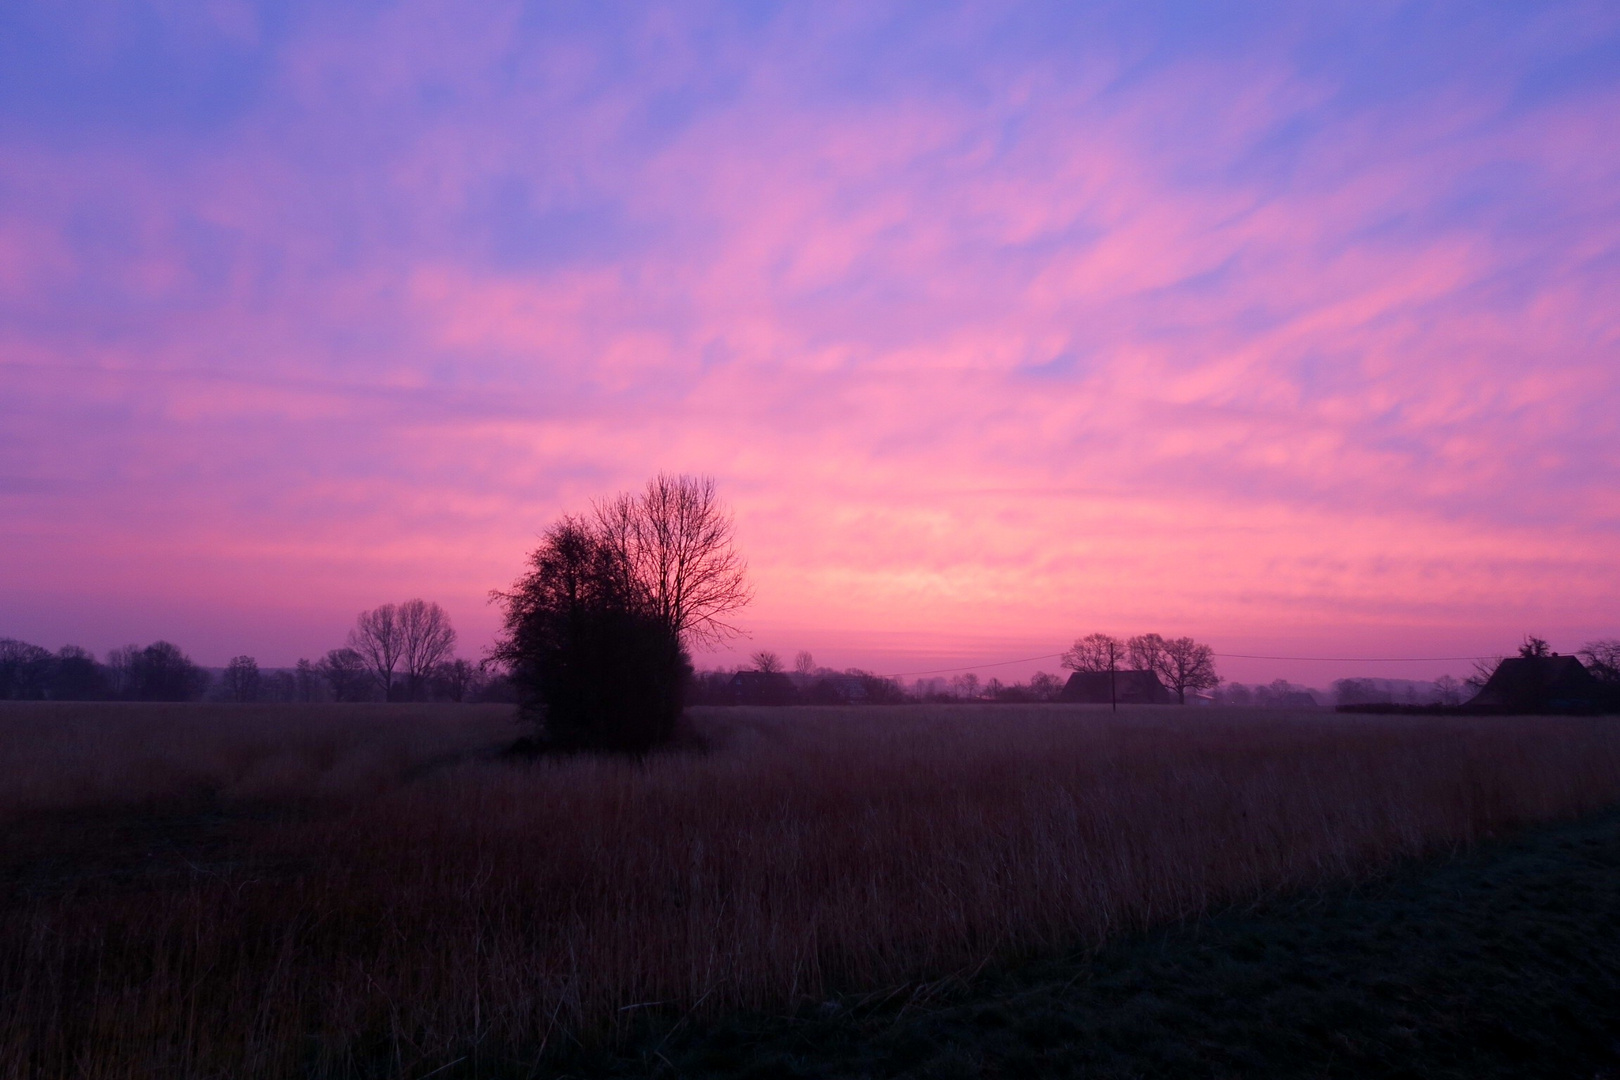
[2,4,1618,687]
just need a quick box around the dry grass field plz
[3,701,1620,1078]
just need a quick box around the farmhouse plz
[1060,669,1173,705]
[727,669,796,706]
[1466,654,1609,713]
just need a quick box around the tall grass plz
[4,702,1620,1078]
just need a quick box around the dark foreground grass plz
[559,808,1620,1080]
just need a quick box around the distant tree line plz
[0,639,210,702]
[0,599,511,704]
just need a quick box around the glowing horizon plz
[3,3,1618,688]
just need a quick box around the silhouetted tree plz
[0,639,53,699]
[50,645,109,700]
[1029,671,1063,701]
[349,604,403,700]
[1465,654,1502,692]
[750,650,784,675]
[399,599,457,701]
[223,655,261,703]
[1154,636,1220,704]
[492,517,691,754]
[432,657,478,702]
[593,473,751,646]
[1333,678,1386,707]
[794,651,815,677]
[104,646,139,698]
[1127,633,1167,675]
[1578,640,1620,683]
[319,647,373,702]
[1433,674,1465,705]
[1062,633,1126,711]
[128,641,210,701]
[294,658,323,702]
[1519,635,1552,658]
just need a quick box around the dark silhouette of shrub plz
[492,517,691,754]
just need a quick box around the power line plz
[881,650,1069,676]
[1214,653,1493,663]
[884,650,1491,679]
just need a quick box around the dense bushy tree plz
[494,476,748,752]
[492,516,692,754]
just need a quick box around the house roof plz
[1059,669,1172,704]
[1467,655,1603,711]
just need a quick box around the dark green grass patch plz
[557,810,1620,1079]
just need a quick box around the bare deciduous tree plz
[1154,636,1220,704]
[223,655,260,703]
[1127,633,1166,675]
[1466,655,1502,692]
[794,651,816,677]
[433,658,479,702]
[751,650,783,674]
[595,473,751,647]
[1062,633,1125,673]
[349,603,403,700]
[1578,640,1620,683]
[294,658,322,702]
[398,598,457,701]
[1062,633,1126,711]
[320,647,373,702]
[1029,671,1063,700]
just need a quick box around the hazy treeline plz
[0,600,512,704]
[0,639,210,702]
[690,660,1340,709]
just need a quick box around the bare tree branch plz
[348,603,403,700]
[398,599,457,701]
[594,473,752,647]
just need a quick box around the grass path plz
[559,808,1620,1079]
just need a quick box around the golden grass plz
[4,702,1620,1078]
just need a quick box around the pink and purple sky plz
[3,2,1618,686]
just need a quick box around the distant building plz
[1466,655,1608,713]
[727,670,797,706]
[807,675,870,705]
[1059,669,1173,705]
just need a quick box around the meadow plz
[3,701,1620,1079]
